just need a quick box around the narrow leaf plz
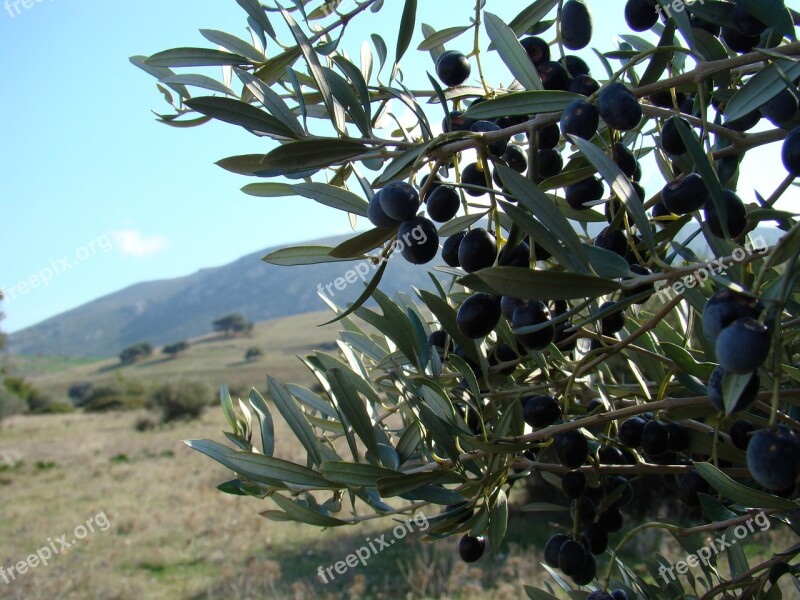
[262,246,360,266]
[279,7,344,133]
[217,139,368,177]
[395,0,418,68]
[236,0,277,40]
[489,489,508,553]
[694,462,800,510]
[268,376,323,466]
[248,389,275,456]
[160,74,234,96]
[293,182,369,217]
[329,227,396,259]
[508,0,559,36]
[185,96,296,138]
[320,260,388,325]
[200,29,265,62]
[268,493,348,527]
[327,368,380,459]
[242,182,294,197]
[725,59,800,122]
[235,68,306,138]
[320,461,399,486]
[463,91,581,120]
[569,136,655,253]
[460,267,621,300]
[146,48,249,67]
[484,12,543,91]
[418,25,472,51]
[224,452,335,488]
[496,165,588,269]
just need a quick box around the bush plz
[0,387,25,423]
[68,381,93,403]
[134,416,157,432]
[33,401,75,415]
[3,376,33,401]
[81,379,147,412]
[138,2,800,598]
[149,381,210,423]
[245,347,263,361]
[26,390,55,413]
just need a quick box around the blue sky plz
[0,0,793,333]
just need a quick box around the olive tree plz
[135,1,800,597]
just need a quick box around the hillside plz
[19,311,341,400]
[8,234,436,357]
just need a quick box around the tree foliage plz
[149,380,211,423]
[162,340,189,358]
[80,378,147,412]
[212,313,253,337]
[137,1,800,597]
[245,346,263,361]
[119,342,154,365]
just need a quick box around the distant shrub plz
[0,388,25,424]
[3,376,33,401]
[245,347,263,362]
[149,381,210,423]
[68,381,94,403]
[134,416,156,432]
[35,401,75,415]
[119,342,153,365]
[26,390,55,413]
[82,379,147,412]
[162,341,189,358]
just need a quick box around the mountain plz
[8,234,438,358]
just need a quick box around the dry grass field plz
[0,409,554,599]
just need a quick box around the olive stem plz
[764,173,796,208]
[473,1,491,97]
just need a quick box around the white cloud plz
[111,230,168,258]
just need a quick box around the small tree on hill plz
[119,342,153,365]
[162,340,189,359]
[213,313,252,337]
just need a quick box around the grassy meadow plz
[0,311,795,599]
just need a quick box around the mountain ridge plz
[8,234,435,358]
